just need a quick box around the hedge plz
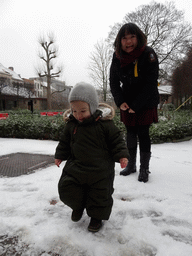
[0,110,192,143]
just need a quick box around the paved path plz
[0,153,55,177]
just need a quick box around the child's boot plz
[71,209,84,222]
[120,148,137,176]
[88,218,102,232]
[138,152,151,183]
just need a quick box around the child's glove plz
[55,159,62,167]
[120,158,128,168]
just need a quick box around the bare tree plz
[37,33,62,109]
[88,39,111,101]
[172,48,192,108]
[107,1,192,82]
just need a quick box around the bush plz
[113,109,192,144]
[0,112,65,141]
[150,110,192,143]
[0,109,192,143]
[162,103,175,111]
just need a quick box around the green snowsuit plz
[55,107,129,220]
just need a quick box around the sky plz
[1,0,192,87]
[0,137,192,255]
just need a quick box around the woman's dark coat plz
[110,46,159,113]
[55,107,129,220]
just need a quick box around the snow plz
[0,138,192,255]
[158,85,172,95]
[1,85,35,98]
[0,63,23,82]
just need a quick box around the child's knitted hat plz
[68,82,99,114]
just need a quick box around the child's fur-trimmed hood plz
[63,103,115,122]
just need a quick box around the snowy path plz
[0,138,192,256]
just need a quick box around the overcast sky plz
[0,0,192,86]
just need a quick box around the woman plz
[109,23,159,182]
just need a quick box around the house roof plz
[158,85,172,95]
[0,63,23,82]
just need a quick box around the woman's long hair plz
[114,23,147,57]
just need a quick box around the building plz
[50,78,72,109]
[0,64,23,85]
[158,84,172,109]
[0,64,35,110]
[29,77,72,109]
[0,63,72,111]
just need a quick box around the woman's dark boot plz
[120,148,137,176]
[138,152,151,183]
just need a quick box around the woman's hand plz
[120,102,129,111]
[120,103,135,113]
[128,108,135,113]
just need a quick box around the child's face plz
[121,34,138,53]
[71,101,91,122]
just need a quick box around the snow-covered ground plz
[0,138,192,256]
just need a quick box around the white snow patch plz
[0,138,192,255]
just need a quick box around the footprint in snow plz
[162,229,192,245]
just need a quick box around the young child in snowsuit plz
[55,82,129,232]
